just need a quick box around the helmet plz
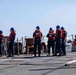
[0,30,3,34]
[56,25,60,29]
[10,27,14,31]
[49,28,53,31]
[36,26,40,29]
[61,27,64,30]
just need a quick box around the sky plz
[0,0,76,40]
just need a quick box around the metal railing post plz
[22,37,23,54]
[17,38,19,55]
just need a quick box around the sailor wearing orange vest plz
[7,27,16,57]
[61,27,67,56]
[0,30,4,56]
[55,25,62,56]
[46,28,55,56]
[33,26,43,57]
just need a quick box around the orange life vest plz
[56,29,62,38]
[61,30,67,38]
[9,31,16,41]
[0,34,4,42]
[72,41,76,45]
[34,30,42,39]
[47,30,55,40]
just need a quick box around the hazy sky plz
[0,0,76,40]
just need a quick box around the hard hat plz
[56,25,60,29]
[10,27,14,31]
[0,30,3,34]
[49,28,53,31]
[36,26,40,29]
[61,27,64,30]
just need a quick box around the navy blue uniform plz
[0,34,4,56]
[55,29,62,56]
[33,30,42,57]
[8,31,16,57]
[61,30,67,55]
[47,31,55,56]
